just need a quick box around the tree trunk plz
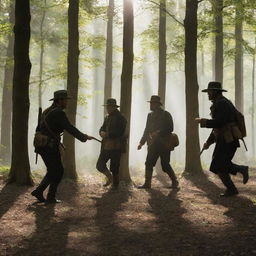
[184,0,202,174]
[119,0,134,182]
[214,0,223,83]
[235,2,244,113]
[0,3,14,165]
[158,0,167,106]
[38,0,47,108]
[104,0,114,115]
[63,0,79,180]
[8,0,33,185]
[252,41,255,158]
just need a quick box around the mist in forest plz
[0,0,254,176]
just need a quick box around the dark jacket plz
[100,109,127,150]
[38,104,87,143]
[140,107,174,146]
[201,95,239,146]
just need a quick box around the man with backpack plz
[196,82,249,197]
[32,90,92,203]
[137,95,179,189]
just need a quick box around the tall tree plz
[214,0,224,83]
[184,0,202,174]
[8,0,33,185]
[158,0,167,105]
[251,39,256,158]
[119,0,134,182]
[0,3,14,165]
[63,0,80,180]
[234,0,244,113]
[38,0,47,108]
[104,0,114,114]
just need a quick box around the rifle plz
[200,148,204,156]
[91,136,102,143]
[35,107,42,164]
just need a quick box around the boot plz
[218,173,239,197]
[103,170,113,187]
[112,173,119,189]
[239,166,249,184]
[31,190,46,202]
[166,168,179,189]
[138,168,153,189]
[31,176,50,202]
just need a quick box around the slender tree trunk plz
[63,0,79,180]
[119,0,134,182]
[156,0,167,180]
[252,42,255,158]
[8,0,33,185]
[235,2,243,113]
[184,0,202,174]
[158,0,167,106]
[104,0,114,115]
[214,0,223,83]
[38,0,47,108]
[0,3,14,165]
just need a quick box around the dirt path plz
[0,172,256,256]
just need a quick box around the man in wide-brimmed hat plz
[96,98,127,190]
[32,90,92,203]
[137,95,179,189]
[195,82,249,197]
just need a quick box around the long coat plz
[201,95,240,174]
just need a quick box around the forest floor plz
[0,169,256,256]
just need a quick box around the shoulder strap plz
[42,107,60,141]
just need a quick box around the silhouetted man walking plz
[138,95,179,189]
[96,98,127,190]
[196,82,249,197]
[32,90,92,203]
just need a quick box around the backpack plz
[234,109,247,151]
[235,110,246,138]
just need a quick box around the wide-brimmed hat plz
[50,90,71,101]
[202,82,227,92]
[147,95,162,105]
[103,98,120,107]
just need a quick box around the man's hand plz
[195,117,201,124]
[137,144,143,150]
[202,142,210,150]
[195,117,207,127]
[100,131,107,139]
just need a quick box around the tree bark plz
[0,3,14,165]
[104,0,114,115]
[38,0,47,108]
[251,40,255,158]
[8,0,33,185]
[184,0,202,174]
[235,2,244,113]
[63,0,79,180]
[214,0,223,84]
[119,0,134,182]
[158,0,167,106]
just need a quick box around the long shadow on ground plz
[145,188,210,255]
[187,172,256,254]
[0,183,29,219]
[11,180,81,256]
[93,188,130,256]
[93,186,213,256]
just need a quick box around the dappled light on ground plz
[0,172,256,255]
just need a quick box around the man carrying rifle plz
[195,82,249,197]
[32,90,92,203]
[96,98,127,190]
